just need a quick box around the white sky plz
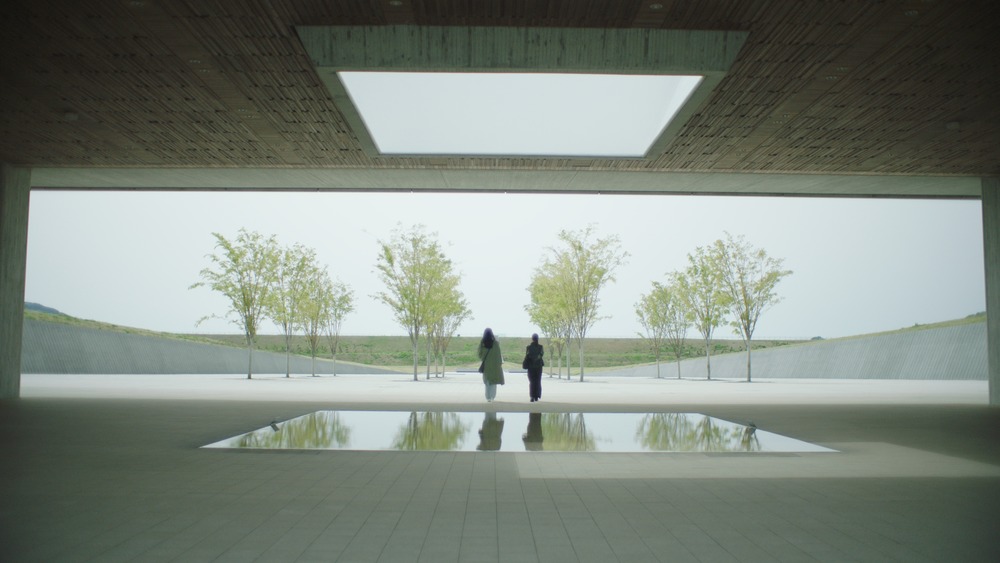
[340,72,702,156]
[25,190,985,340]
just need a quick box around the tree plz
[299,267,330,377]
[269,243,319,378]
[190,229,279,379]
[526,266,573,378]
[547,226,628,382]
[299,269,355,377]
[678,244,730,380]
[374,224,456,381]
[713,232,792,382]
[636,278,689,379]
[429,289,471,378]
[422,271,466,379]
[322,278,355,377]
[662,273,692,380]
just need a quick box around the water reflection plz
[238,410,352,449]
[542,413,596,451]
[392,411,469,451]
[635,413,761,453]
[477,413,505,451]
[204,411,834,453]
[522,412,544,451]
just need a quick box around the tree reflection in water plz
[205,411,814,453]
[238,411,352,449]
[635,413,761,452]
[539,413,596,451]
[392,411,470,451]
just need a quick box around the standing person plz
[477,328,505,402]
[523,333,545,402]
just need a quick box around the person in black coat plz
[523,333,545,402]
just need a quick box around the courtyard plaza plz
[1,372,998,562]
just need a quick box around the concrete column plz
[983,177,1000,406]
[0,164,30,399]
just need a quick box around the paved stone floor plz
[2,373,999,562]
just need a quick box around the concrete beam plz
[27,168,982,199]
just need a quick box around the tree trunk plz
[565,340,571,380]
[247,344,253,379]
[330,336,339,376]
[425,337,431,380]
[284,328,291,378]
[578,338,585,382]
[655,351,661,379]
[246,335,254,380]
[411,335,419,382]
[704,337,712,380]
[746,339,753,382]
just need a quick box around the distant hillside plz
[24,302,65,316]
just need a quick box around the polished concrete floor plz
[2,374,999,562]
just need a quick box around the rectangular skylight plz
[337,72,702,158]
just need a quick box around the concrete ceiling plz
[3,0,998,198]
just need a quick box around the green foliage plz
[373,223,466,380]
[635,275,691,378]
[713,232,793,382]
[189,229,280,378]
[190,229,279,346]
[527,225,629,381]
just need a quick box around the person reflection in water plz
[477,412,505,451]
[522,412,544,451]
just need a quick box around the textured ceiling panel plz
[1,0,998,187]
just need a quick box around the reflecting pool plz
[203,411,836,453]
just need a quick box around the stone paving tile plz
[2,383,1000,562]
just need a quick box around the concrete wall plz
[1,165,30,398]
[604,322,988,380]
[21,319,399,376]
[982,177,1000,403]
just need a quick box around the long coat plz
[525,342,544,374]
[478,340,505,386]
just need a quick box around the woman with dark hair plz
[477,328,505,402]
[523,333,545,402]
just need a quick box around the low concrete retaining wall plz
[603,322,987,380]
[20,319,399,375]
[22,318,987,380]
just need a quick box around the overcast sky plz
[24,190,985,341]
[341,71,702,156]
